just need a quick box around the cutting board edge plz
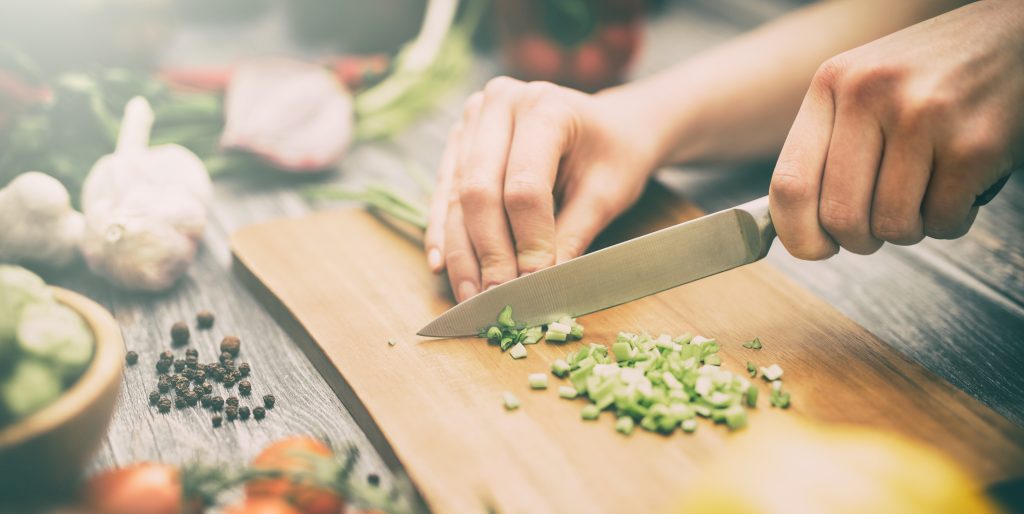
[229,243,434,513]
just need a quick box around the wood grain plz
[231,191,1024,514]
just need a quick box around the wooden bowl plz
[0,287,124,498]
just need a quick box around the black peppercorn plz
[223,377,236,389]
[238,405,251,420]
[174,396,186,409]
[212,415,223,427]
[149,391,160,405]
[238,380,252,396]
[211,396,224,411]
[125,351,139,365]
[226,396,239,407]
[193,370,206,383]
[185,391,199,406]
[171,321,190,346]
[201,394,212,408]
[173,359,188,372]
[238,362,251,377]
[186,348,199,358]
[263,394,275,409]
[156,360,171,373]
[220,336,241,356]
[197,310,215,329]
[160,350,174,361]
[219,351,232,364]
[202,383,213,395]
[185,354,198,365]
[367,473,380,487]
[222,359,235,369]
[225,406,238,421]
[253,406,266,420]
[182,368,195,380]
[157,397,172,413]
[158,381,170,393]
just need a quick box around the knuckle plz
[444,247,475,266]
[896,89,952,129]
[782,237,836,261]
[522,81,560,104]
[923,213,971,240]
[818,198,866,236]
[770,171,814,205]
[947,129,1004,167]
[483,76,522,98]
[503,180,549,213]
[516,248,555,273]
[811,57,846,93]
[458,180,499,207]
[461,92,484,117]
[558,235,588,260]
[871,213,920,242]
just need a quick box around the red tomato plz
[81,463,203,514]
[246,436,345,514]
[224,498,305,514]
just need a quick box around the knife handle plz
[735,195,776,260]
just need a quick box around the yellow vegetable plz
[674,418,1001,514]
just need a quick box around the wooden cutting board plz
[231,188,1024,514]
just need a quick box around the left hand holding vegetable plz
[768,0,1023,260]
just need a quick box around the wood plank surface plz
[231,191,1024,514]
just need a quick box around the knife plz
[418,195,775,337]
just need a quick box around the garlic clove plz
[0,172,84,268]
[220,58,354,172]
[80,215,198,292]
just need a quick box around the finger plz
[504,84,576,274]
[818,104,884,254]
[920,159,985,239]
[444,200,480,302]
[769,67,840,261]
[869,123,933,245]
[554,175,615,263]
[424,124,463,273]
[458,77,523,290]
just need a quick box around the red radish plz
[220,59,354,172]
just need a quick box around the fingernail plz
[427,248,442,271]
[457,281,478,302]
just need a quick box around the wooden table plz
[35,0,1023,510]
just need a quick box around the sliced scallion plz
[581,404,600,420]
[528,373,548,390]
[509,343,527,360]
[558,385,578,399]
[615,416,635,435]
[503,392,520,410]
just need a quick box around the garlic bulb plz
[221,59,354,172]
[0,171,85,268]
[79,96,212,291]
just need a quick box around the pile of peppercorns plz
[126,310,276,428]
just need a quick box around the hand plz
[426,77,660,302]
[769,0,1023,259]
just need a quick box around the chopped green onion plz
[545,330,568,342]
[551,359,571,378]
[521,326,544,345]
[558,385,578,399]
[581,404,600,420]
[746,361,757,378]
[703,354,721,366]
[569,322,584,340]
[681,419,698,433]
[502,392,520,411]
[528,373,548,390]
[760,364,784,381]
[497,305,515,328]
[770,388,791,409]
[742,337,763,350]
[500,337,515,351]
[724,405,747,430]
[615,416,635,435]
[746,386,759,407]
[486,326,502,340]
[509,343,527,360]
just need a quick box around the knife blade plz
[418,195,776,337]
